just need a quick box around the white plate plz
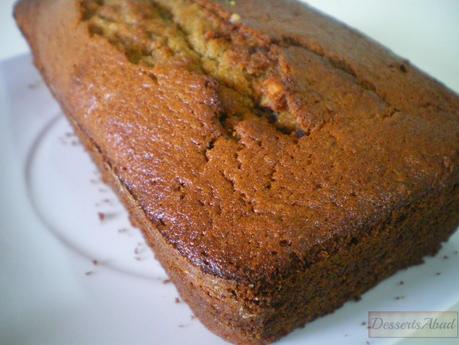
[1,4,459,345]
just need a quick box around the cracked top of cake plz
[30,0,459,282]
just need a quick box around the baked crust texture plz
[15,0,459,343]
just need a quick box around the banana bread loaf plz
[15,0,459,343]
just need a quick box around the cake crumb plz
[92,259,99,266]
[175,297,181,304]
[27,80,42,89]
[361,321,366,326]
[98,212,106,221]
[85,271,94,276]
[163,279,172,284]
[435,272,442,276]
[399,280,404,285]
[98,212,117,222]
[134,243,147,255]
[443,255,449,260]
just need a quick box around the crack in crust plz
[82,0,344,139]
[82,0,434,140]
[81,0,305,137]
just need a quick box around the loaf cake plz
[15,0,459,343]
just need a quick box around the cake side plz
[15,0,459,344]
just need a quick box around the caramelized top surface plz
[17,0,459,282]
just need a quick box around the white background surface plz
[1,1,459,345]
[0,0,28,60]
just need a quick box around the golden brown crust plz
[15,0,459,343]
[70,100,459,345]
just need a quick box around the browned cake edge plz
[71,114,459,344]
[14,0,459,344]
